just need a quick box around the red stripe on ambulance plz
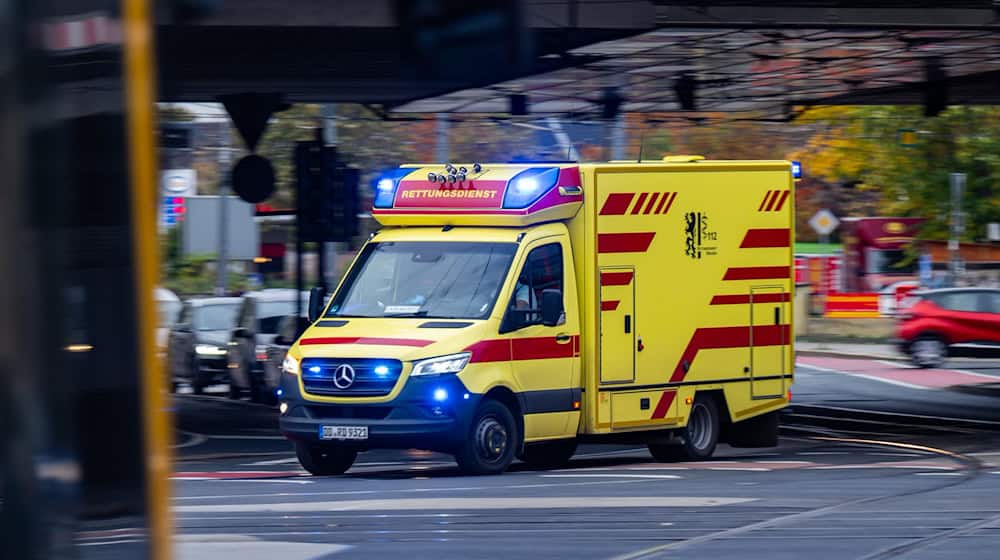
[600,271,634,286]
[465,336,580,363]
[630,193,649,215]
[599,193,635,215]
[740,228,790,248]
[299,337,434,347]
[670,325,791,383]
[650,390,677,419]
[723,266,790,280]
[601,300,620,311]
[773,191,791,212]
[598,232,655,253]
[710,293,791,305]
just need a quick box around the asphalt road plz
[152,357,1000,560]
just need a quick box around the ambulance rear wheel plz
[455,399,518,475]
[648,396,719,461]
[295,442,357,476]
[519,438,578,469]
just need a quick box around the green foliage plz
[791,106,1000,242]
[160,227,248,295]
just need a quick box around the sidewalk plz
[795,340,900,360]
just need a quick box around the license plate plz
[319,425,368,440]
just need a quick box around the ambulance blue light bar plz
[502,167,560,209]
[791,161,802,179]
[373,168,413,208]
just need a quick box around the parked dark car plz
[227,289,308,402]
[166,297,242,393]
[897,288,1000,367]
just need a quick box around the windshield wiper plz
[382,310,430,318]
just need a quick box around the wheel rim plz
[687,403,713,451]
[914,339,943,364]
[475,416,509,463]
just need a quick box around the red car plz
[897,288,1000,367]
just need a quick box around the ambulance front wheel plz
[648,396,719,461]
[455,399,518,475]
[295,441,357,476]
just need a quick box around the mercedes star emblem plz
[333,364,356,389]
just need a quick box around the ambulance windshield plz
[327,241,518,320]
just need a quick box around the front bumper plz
[277,372,481,452]
[195,356,229,383]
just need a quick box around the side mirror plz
[540,289,564,327]
[232,327,251,339]
[308,286,327,323]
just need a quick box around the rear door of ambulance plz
[591,162,794,431]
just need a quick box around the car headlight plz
[282,353,301,375]
[195,344,226,356]
[411,353,471,377]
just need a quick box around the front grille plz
[306,405,392,420]
[300,358,403,397]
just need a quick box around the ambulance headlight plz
[373,169,413,208]
[411,353,471,377]
[503,167,560,209]
[282,353,301,375]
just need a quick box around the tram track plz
[611,404,992,560]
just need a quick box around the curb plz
[795,349,902,361]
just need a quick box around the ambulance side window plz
[502,243,563,332]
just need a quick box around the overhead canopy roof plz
[155,1,1000,116]
[391,27,1000,116]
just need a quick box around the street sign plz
[809,209,840,236]
[989,222,1000,241]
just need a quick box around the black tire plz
[455,399,518,475]
[519,438,578,469]
[910,335,946,368]
[648,396,719,461]
[295,441,357,476]
[726,411,779,448]
[189,356,205,395]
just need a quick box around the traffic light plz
[295,141,359,243]
[162,195,185,226]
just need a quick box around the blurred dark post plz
[1,0,170,559]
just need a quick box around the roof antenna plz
[637,127,647,163]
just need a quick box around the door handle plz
[774,306,780,326]
[555,333,572,344]
[624,315,632,334]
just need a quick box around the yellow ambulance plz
[278,157,796,475]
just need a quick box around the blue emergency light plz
[791,161,802,179]
[373,168,413,208]
[502,167,560,209]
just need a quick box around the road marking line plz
[574,448,647,458]
[244,457,300,466]
[541,474,681,479]
[172,479,650,502]
[754,460,812,464]
[811,465,953,470]
[915,472,963,476]
[174,496,754,513]
[707,467,770,471]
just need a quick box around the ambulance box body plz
[279,158,795,475]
